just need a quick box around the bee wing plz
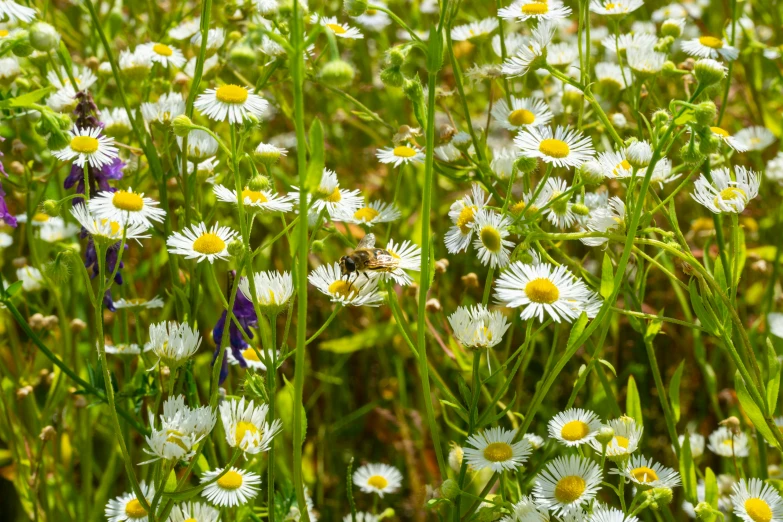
[365,251,398,269]
[356,233,376,250]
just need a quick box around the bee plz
[339,233,398,283]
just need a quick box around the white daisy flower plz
[581,196,625,247]
[682,35,740,61]
[104,342,153,356]
[491,147,519,180]
[0,231,13,248]
[492,33,529,58]
[472,209,513,268]
[201,467,261,507]
[177,130,218,163]
[294,169,363,222]
[53,127,119,169]
[149,321,202,369]
[524,433,545,450]
[0,0,36,23]
[39,217,79,243]
[70,204,151,244]
[0,55,19,83]
[213,185,293,213]
[707,427,750,457]
[228,347,277,370]
[137,42,186,68]
[514,126,595,169]
[89,189,166,228]
[254,142,288,164]
[184,54,219,78]
[596,148,634,179]
[451,18,499,42]
[707,126,749,152]
[678,432,706,458]
[119,48,153,76]
[338,200,401,227]
[589,0,643,16]
[445,184,489,254]
[47,65,97,91]
[376,143,425,167]
[16,266,43,292]
[500,495,550,522]
[238,271,294,315]
[769,313,783,338]
[352,463,402,497]
[169,17,201,40]
[353,3,391,31]
[166,222,238,263]
[734,126,775,152]
[731,478,783,522]
[601,33,658,55]
[548,408,602,447]
[105,482,155,522]
[343,513,378,522]
[533,455,603,516]
[590,506,639,522]
[692,166,760,214]
[651,3,688,21]
[495,261,602,323]
[167,501,219,522]
[141,92,186,124]
[113,296,165,310]
[627,45,667,76]
[547,42,579,68]
[220,397,282,454]
[448,305,511,350]
[539,177,577,230]
[102,107,133,137]
[595,62,630,91]
[312,15,363,39]
[501,20,557,77]
[190,28,225,52]
[435,141,462,162]
[161,395,216,441]
[593,416,643,458]
[499,0,572,22]
[648,158,681,188]
[614,455,682,489]
[383,238,422,286]
[309,262,383,307]
[463,427,532,472]
[492,96,553,132]
[194,85,268,124]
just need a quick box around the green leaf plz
[735,225,746,288]
[598,359,617,377]
[645,317,663,341]
[318,323,396,353]
[669,360,685,423]
[674,108,695,125]
[426,27,444,73]
[735,370,780,449]
[600,253,614,299]
[3,280,23,298]
[304,118,324,192]
[0,87,55,110]
[704,467,718,509]
[626,375,642,425]
[276,376,307,446]
[679,434,698,505]
[689,279,718,334]
[767,339,781,415]
[567,313,589,350]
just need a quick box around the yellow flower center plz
[613,435,630,448]
[215,84,249,104]
[324,187,342,203]
[328,280,358,299]
[722,438,735,447]
[699,36,724,49]
[711,126,729,137]
[483,441,513,462]
[719,187,746,201]
[241,188,268,204]
[480,226,502,252]
[393,145,417,158]
[70,136,100,154]
[456,205,477,233]
[192,233,225,255]
[184,519,197,522]
[508,108,536,126]
[112,191,145,212]
[125,499,147,518]
[241,348,261,362]
[538,138,570,159]
[0,30,8,38]
[615,159,632,173]
[745,498,773,522]
[522,2,549,14]
[327,23,347,35]
[354,207,380,221]
[525,278,560,304]
[605,2,617,8]
[367,475,389,489]
[217,470,244,490]
[153,43,174,56]
[32,213,50,222]
[631,466,659,483]
[235,420,260,443]
[510,201,527,215]
[554,476,586,503]
[561,420,590,441]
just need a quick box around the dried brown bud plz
[84,57,100,70]
[461,272,479,289]
[435,258,449,274]
[43,315,59,329]
[173,72,190,87]
[426,298,442,313]
[12,257,28,268]
[70,318,87,333]
[73,395,87,408]
[11,140,26,155]
[29,313,46,330]
[39,425,56,441]
[10,160,25,175]
[720,416,741,433]
[16,385,33,399]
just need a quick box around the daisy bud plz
[39,425,56,441]
[227,239,245,258]
[461,272,479,289]
[12,33,33,58]
[171,114,194,137]
[29,22,61,52]
[694,58,727,87]
[595,426,615,445]
[29,313,46,330]
[661,19,684,39]
[47,132,70,151]
[403,76,425,105]
[719,416,741,433]
[660,61,678,76]
[248,175,271,192]
[695,502,715,519]
[694,101,717,127]
[579,159,605,185]
[380,66,404,88]
[164,469,178,492]
[651,110,670,127]
[70,318,87,333]
[425,298,441,313]
[572,203,590,216]
[388,48,406,67]
[610,112,627,129]
[379,508,395,519]
[650,487,674,505]
[441,478,460,500]
[448,443,463,471]
[10,161,24,175]
[229,45,256,67]
[310,239,325,253]
[626,141,653,168]
[318,59,356,89]
[699,134,721,155]
[228,30,242,41]
[243,372,270,403]
[344,0,368,16]
[654,36,675,53]
[514,155,538,174]
[16,385,33,399]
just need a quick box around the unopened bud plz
[448,443,463,472]
[694,58,727,87]
[29,22,61,52]
[171,114,194,137]
[70,318,87,333]
[319,59,355,89]
[425,298,441,313]
[344,0,368,16]
[39,425,57,441]
[380,66,404,88]
[248,175,271,192]
[572,203,590,216]
[441,478,460,500]
[694,102,717,127]
[595,426,615,445]
[226,240,245,257]
[514,155,538,174]
[310,240,325,253]
[720,416,741,433]
[229,45,256,67]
